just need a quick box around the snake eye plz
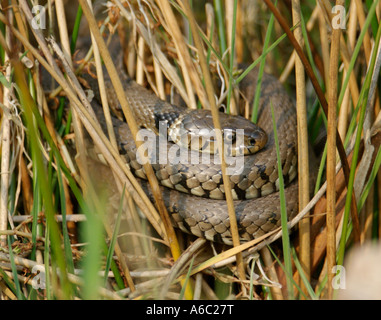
[249,137,256,145]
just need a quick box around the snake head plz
[219,113,268,156]
[169,109,268,156]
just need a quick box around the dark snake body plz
[91,62,298,245]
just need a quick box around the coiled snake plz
[89,53,299,245]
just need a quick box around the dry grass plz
[0,0,381,300]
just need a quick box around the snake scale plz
[87,47,299,245]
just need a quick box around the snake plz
[85,46,299,245]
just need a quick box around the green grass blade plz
[291,247,317,299]
[103,185,125,287]
[226,0,238,114]
[30,176,40,262]
[13,62,72,299]
[337,15,381,270]
[179,256,195,300]
[214,0,227,58]
[0,266,19,298]
[56,161,76,277]
[70,5,83,54]
[358,146,381,211]
[338,0,379,134]
[80,192,105,299]
[8,236,25,300]
[235,24,298,85]
[249,259,256,300]
[314,142,327,195]
[270,101,293,299]
[300,13,321,86]
[44,222,52,299]
[19,89,85,210]
[251,1,276,123]
[266,245,306,299]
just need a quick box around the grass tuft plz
[0,0,380,300]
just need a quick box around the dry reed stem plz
[16,1,136,291]
[235,0,243,63]
[136,35,146,85]
[0,229,45,242]
[193,273,203,300]
[78,0,172,232]
[357,37,381,242]
[55,0,80,237]
[291,0,310,296]
[114,0,190,105]
[11,214,87,223]
[48,37,100,188]
[279,5,320,83]
[319,0,360,110]
[0,281,16,300]
[156,0,199,110]
[179,0,246,283]
[260,247,284,300]
[153,57,166,100]
[5,18,164,238]
[0,253,122,300]
[318,1,362,244]
[78,0,189,293]
[87,1,119,152]
[317,4,330,87]
[7,1,34,218]
[223,0,238,114]
[160,238,206,298]
[0,10,177,292]
[338,1,358,140]
[55,0,72,64]
[18,0,86,187]
[225,0,234,60]
[19,156,33,214]
[10,0,33,63]
[354,0,372,63]
[3,0,379,300]
[205,4,217,50]
[51,22,164,292]
[264,0,361,245]
[0,20,12,247]
[326,0,344,299]
[263,0,349,177]
[309,128,381,278]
